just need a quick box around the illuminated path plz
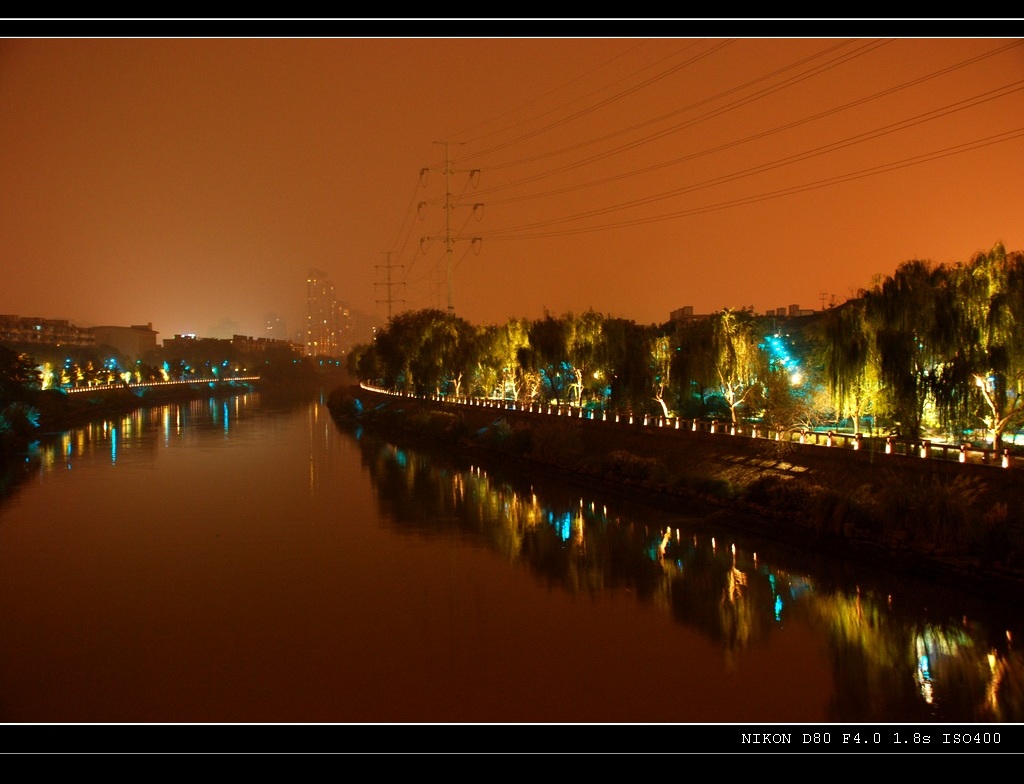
[65,376,261,394]
[358,381,1016,471]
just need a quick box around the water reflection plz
[351,427,1024,722]
[21,395,279,475]
[2,396,1022,723]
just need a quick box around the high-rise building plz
[264,312,287,341]
[305,269,342,357]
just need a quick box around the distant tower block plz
[305,269,343,358]
[264,312,286,340]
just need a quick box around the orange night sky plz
[2,30,1022,343]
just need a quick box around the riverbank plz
[327,384,1024,607]
[1,372,345,456]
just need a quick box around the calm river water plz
[0,391,1021,725]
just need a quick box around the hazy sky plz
[2,32,1022,342]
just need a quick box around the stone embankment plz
[328,384,1024,607]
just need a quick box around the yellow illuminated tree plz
[651,334,672,419]
[703,308,767,425]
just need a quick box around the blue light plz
[557,512,572,541]
[918,654,931,681]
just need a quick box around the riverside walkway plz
[358,382,1019,473]
[65,375,261,394]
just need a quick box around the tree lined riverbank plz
[328,384,1024,607]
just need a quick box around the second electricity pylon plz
[375,251,405,321]
[420,141,480,314]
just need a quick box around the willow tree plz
[651,333,673,418]
[672,317,718,417]
[701,308,766,426]
[470,324,502,399]
[371,308,476,396]
[817,298,881,434]
[414,311,477,397]
[863,244,1024,446]
[865,259,951,441]
[935,243,1024,450]
[601,317,653,414]
[348,342,382,384]
[372,310,423,390]
[526,313,569,403]
[502,318,533,402]
[977,245,1024,449]
[473,318,531,401]
[564,309,604,409]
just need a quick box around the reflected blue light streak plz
[556,512,571,541]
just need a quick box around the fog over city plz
[2,34,1022,341]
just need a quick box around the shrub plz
[0,401,41,452]
[802,486,879,537]
[475,417,532,454]
[692,476,737,501]
[871,472,986,553]
[743,474,812,516]
[408,410,466,443]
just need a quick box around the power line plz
[462,38,868,174]
[473,82,1024,237]
[375,251,405,321]
[471,127,1024,241]
[469,40,1022,208]
[379,39,1022,311]
[419,141,480,314]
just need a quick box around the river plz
[0,390,1021,727]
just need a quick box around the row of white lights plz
[66,376,261,394]
[359,382,1013,469]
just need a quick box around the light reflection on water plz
[0,393,1021,723]
[350,407,1024,724]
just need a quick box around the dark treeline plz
[350,242,1024,451]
